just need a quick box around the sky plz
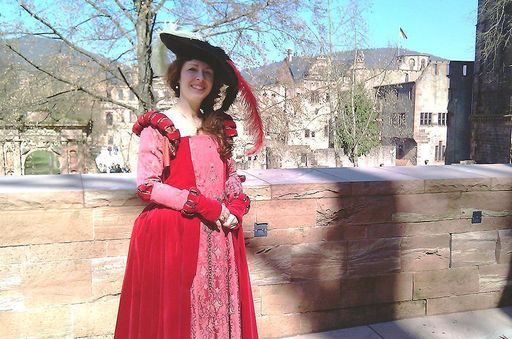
[364,0,478,61]
[0,0,479,62]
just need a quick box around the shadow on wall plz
[243,166,512,338]
[243,168,414,338]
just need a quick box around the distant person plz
[114,27,263,338]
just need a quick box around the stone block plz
[424,178,492,193]
[0,264,23,312]
[0,190,84,210]
[0,209,93,246]
[350,180,424,196]
[93,206,139,240]
[347,238,401,276]
[337,300,425,328]
[105,239,130,257]
[260,280,342,315]
[478,264,512,293]
[451,231,498,267]
[256,314,302,338]
[298,309,346,335]
[0,246,29,265]
[426,292,503,315]
[460,191,512,217]
[84,189,141,208]
[301,225,364,243]
[92,257,127,299]
[28,241,106,263]
[491,176,512,191]
[368,217,512,239]
[400,235,450,271]
[246,228,303,247]
[259,283,301,315]
[247,245,291,285]
[340,273,413,307]
[253,199,317,229]
[271,182,348,200]
[244,185,271,201]
[71,297,119,337]
[393,193,462,222]
[21,260,92,307]
[291,241,346,280]
[497,229,512,264]
[317,196,394,226]
[0,306,72,338]
[413,267,479,299]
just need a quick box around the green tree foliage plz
[334,82,379,166]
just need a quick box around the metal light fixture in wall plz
[254,223,268,237]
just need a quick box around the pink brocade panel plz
[189,135,242,339]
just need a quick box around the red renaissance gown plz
[114,120,258,339]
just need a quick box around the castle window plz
[106,112,113,126]
[392,112,406,127]
[420,112,432,126]
[462,64,467,76]
[438,112,447,126]
[435,141,445,161]
[310,91,320,103]
[409,58,415,70]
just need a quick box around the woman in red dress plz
[114,29,263,339]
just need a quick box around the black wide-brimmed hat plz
[160,32,237,92]
[159,29,263,154]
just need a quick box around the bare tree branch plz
[83,0,136,46]
[114,0,136,25]
[19,3,120,79]
[6,44,136,111]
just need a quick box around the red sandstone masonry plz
[1,165,512,338]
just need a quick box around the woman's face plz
[179,59,214,105]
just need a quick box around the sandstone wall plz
[1,164,512,338]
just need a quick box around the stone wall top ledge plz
[0,164,510,195]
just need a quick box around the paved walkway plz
[284,307,512,339]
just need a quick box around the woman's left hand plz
[222,214,239,229]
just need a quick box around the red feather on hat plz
[227,60,264,155]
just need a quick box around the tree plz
[323,0,381,166]
[0,0,319,117]
[334,81,379,166]
[478,0,512,71]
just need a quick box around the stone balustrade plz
[1,164,512,338]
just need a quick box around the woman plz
[114,29,263,339]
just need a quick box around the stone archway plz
[24,149,61,175]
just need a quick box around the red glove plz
[225,192,251,227]
[181,188,222,223]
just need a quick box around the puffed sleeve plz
[136,127,188,209]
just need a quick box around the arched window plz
[420,59,426,70]
[409,58,415,70]
[24,150,61,175]
[106,112,113,126]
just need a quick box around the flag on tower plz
[399,27,408,39]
